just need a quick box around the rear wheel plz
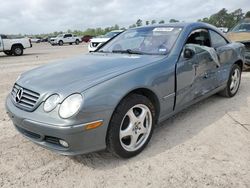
[219,64,241,97]
[4,51,12,56]
[11,45,23,56]
[107,94,155,158]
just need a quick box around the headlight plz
[44,94,60,112]
[59,94,83,119]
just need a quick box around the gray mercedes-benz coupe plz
[6,22,245,158]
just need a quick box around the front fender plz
[79,56,177,128]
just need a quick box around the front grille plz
[91,42,100,48]
[242,42,250,52]
[245,45,250,52]
[11,84,40,110]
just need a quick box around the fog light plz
[59,139,69,147]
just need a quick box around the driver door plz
[175,29,220,109]
[64,34,71,43]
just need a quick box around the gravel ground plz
[0,43,249,188]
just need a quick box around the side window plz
[64,34,71,38]
[186,29,211,47]
[209,30,228,48]
[1,35,7,39]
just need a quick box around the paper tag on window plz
[153,27,174,32]
[159,48,167,52]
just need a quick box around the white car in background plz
[88,30,124,52]
[30,38,41,43]
[0,34,32,56]
[50,33,81,46]
[218,27,229,33]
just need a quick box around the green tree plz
[136,19,143,27]
[199,8,246,29]
[159,20,165,24]
[151,20,156,25]
[245,11,250,18]
[129,24,137,28]
[169,19,179,23]
[145,20,150,25]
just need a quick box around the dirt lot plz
[0,43,249,188]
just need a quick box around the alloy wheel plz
[119,104,152,152]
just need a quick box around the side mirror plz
[184,48,195,59]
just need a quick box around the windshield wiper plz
[112,49,146,55]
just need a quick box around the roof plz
[130,22,215,30]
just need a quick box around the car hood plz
[227,32,250,42]
[17,53,164,99]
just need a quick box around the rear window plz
[209,30,228,48]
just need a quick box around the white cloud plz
[0,0,249,34]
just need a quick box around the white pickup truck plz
[0,35,32,56]
[49,33,81,46]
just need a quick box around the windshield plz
[104,31,121,38]
[99,27,182,55]
[231,23,250,32]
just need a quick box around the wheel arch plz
[105,87,161,152]
[234,59,243,71]
[11,43,24,49]
[111,87,161,125]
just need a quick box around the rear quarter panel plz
[3,38,31,49]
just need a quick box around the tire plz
[4,51,12,56]
[58,40,63,46]
[11,45,23,56]
[219,64,241,97]
[75,40,80,45]
[107,94,155,158]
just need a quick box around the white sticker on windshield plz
[153,27,174,32]
[159,48,167,52]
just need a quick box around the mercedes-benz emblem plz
[15,88,23,103]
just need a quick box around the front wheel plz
[107,94,155,158]
[219,64,241,97]
[58,40,63,46]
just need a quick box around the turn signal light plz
[85,121,103,130]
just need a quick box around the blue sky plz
[0,0,249,34]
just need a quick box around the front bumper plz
[5,96,107,155]
[50,40,58,45]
